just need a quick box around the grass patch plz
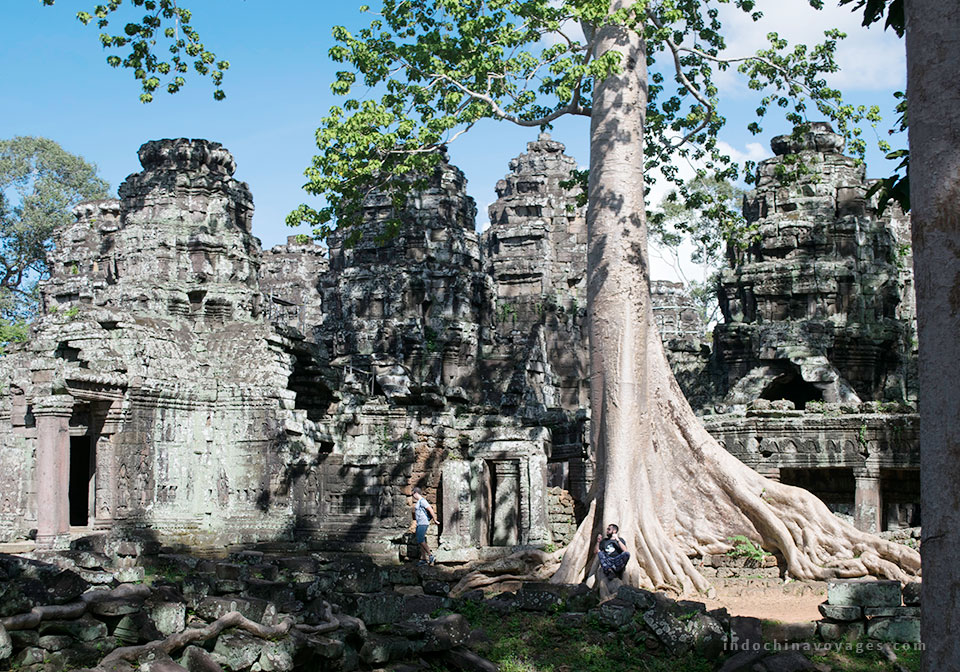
[810,642,922,671]
[455,604,714,672]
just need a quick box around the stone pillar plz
[523,453,550,544]
[34,395,73,549]
[854,474,882,534]
[491,461,519,546]
[440,460,471,550]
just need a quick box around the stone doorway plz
[68,436,95,527]
[487,460,520,546]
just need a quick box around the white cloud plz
[716,140,769,165]
[713,3,905,94]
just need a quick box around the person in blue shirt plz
[411,487,437,566]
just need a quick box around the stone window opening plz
[188,289,206,311]
[759,369,823,409]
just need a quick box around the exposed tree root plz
[90,601,343,671]
[1,584,152,631]
[551,317,922,596]
[95,611,296,670]
[449,548,563,597]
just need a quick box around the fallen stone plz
[359,634,410,665]
[827,579,901,607]
[817,603,861,621]
[115,567,146,583]
[258,635,299,671]
[12,646,45,667]
[729,616,764,652]
[37,634,74,651]
[348,592,404,626]
[755,650,816,672]
[598,598,635,628]
[196,596,270,623]
[335,558,384,593]
[818,620,864,641]
[212,630,266,671]
[718,650,766,672]
[0,623,11,661]
[149,600,187,637]
[686,613,726,659]
[38,615,109,642]
[402,593,446,618]
[179,645,225,672]
[298,632,345,660]
[420,614,472,652]
[439,646,499,672]
[138,650,190,672]
[114,612,163,644]
[615,585,656,611]
[422,580,450,597]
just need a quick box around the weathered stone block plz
[259,636,299,672]
[196,596,270,623]
[615,585,656,611]
[827,579,901,607]
[213,631,266,671]
[866,617,921,643]
[37,634,73,651]
[864,606,920,618]
[349,592,405,626]
[598,598,635,627]
[179,644,223,672]
[0,624,12,661]
[149,601,186,637]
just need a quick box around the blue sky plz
[2,1,905,279]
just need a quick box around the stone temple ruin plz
[0,123,919,559]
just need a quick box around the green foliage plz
[43,0,229,102]
[498,301,517,324]
[0,137,109,330]
[0,319,29,354]
[288,0,884,243]
[726,535,769,563]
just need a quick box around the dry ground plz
[702,578,827,622]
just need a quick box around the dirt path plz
[701,579,827,622]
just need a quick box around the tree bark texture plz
[551,4,921,595]
[905,1,960,668]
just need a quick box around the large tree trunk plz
[904,2,960,668]
[552,4,921,595]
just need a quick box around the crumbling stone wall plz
[715,122,915,408]
[705,123,919,534]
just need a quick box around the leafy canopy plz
[285,0,886,240]
[43,0,229,103]
[0,137,109,330]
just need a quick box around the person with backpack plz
[411,487,437,566]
